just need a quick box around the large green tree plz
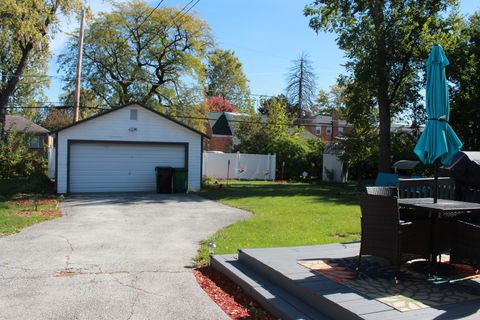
[59,1,213,109]
[0,0,80,139]
[305,0,461,172]
[449,12,480,151]
[315,84,346,116]
[205,49,250,111]
[257,94,295,116]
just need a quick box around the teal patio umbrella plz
[414,44,463,203]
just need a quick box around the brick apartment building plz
[303,111,353,141]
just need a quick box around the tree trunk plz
[0,44,33,140]
[0,1,59,141]
[378,95,391,172]
[372,0,391,173]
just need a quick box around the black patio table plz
[398,198,480,274]
[398,198,480,214]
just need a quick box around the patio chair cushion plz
[375,172,399,187]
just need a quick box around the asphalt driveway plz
[0,194,249,320]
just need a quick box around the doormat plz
[298,257,480,312]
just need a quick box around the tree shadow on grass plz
[199,182,362,206]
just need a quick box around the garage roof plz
[51,102,209,138]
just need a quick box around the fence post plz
[272,154,276,180]
[266,153,270,181]
[227,160,230,186]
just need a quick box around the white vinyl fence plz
[203,152,276,180]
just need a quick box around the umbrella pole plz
[434,159,439,203]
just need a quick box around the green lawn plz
[196,180,362,265]
[0,179,61,236]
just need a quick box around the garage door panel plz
[69,142,185,193]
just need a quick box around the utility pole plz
[73,8,85,123]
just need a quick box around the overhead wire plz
[123,0,167,42]
[171,0,201,25]
[5,104,346,128]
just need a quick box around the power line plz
[218,41,291,61]
[126,0,199,45]
[136,0,201,47]
[250,93,276,98]
[1,73,67,80]
[124,0,167,42]
[169,0,196,23]
[171,0,201,27]
[140,0,167,26]
[6,105,348,128]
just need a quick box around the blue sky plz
[46,0,480,104]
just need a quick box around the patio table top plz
[398,198,480,213]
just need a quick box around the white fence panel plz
[203,152,276,180]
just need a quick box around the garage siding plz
[69,142,185,193]
[56,104,202,193]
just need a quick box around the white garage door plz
[69,142,185,193]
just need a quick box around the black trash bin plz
[155,167,173,193]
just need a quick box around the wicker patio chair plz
[366,186,429,222]
[357,194,431,282]
[450,220,480,270]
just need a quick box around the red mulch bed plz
[15,210,60,217]
[15,199,54,206]
[40,210,59,216]
[16,210,33,216]
[194,266,275,320]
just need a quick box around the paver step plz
[237,249,365,320]
[211,254,330,320]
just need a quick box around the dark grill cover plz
[446,152,480,204]
[447,152,480,189]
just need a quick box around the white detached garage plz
[53,103,207,193]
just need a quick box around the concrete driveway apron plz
[0,194,249,320]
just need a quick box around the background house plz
[204,111,247,152]
[204,111,351,154]
[5,115,52,151]
[303,111,353,141]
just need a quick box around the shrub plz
[234,98,326,179]
[0,129,47,179]
[273,135,326,179]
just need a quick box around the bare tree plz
[285,53,317,118]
